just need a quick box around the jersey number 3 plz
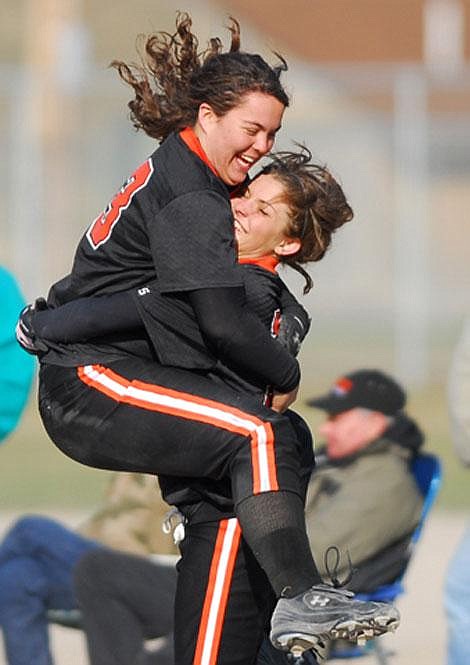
[86,159,154,250]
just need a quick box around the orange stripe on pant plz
[77,364,279,494]
[193,519,242,665]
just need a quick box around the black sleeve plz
[188,287,300,393]
[32,292,141,343]
[150,191,242,293]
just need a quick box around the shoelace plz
[324,544,356,589]
[279,545,356,599]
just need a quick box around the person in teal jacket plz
[0,266,34,443]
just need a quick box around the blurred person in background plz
[445,315,470,665]
[0,266,34,443]
[72,368,422,665]
[303,368,424,591]
[0,472,177,665]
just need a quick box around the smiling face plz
[231,174,301,259]
[194,91,285,186]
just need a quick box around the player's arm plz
[188,286,300,393]
[17,284,300,394]
[16,292,142,353]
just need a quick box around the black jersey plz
[44,129,242,366]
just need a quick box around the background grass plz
[0,392,110,511]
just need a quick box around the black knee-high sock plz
[236,490,322,598]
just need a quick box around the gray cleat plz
[270,584,400,661]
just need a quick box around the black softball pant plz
[38,358,308,505]
[176,518,273,665]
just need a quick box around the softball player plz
[20,15,399,662]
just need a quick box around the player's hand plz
[271,385,299,413]
[15,297,49,355]
[276,313,310,357]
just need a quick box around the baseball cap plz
[306,369,406,416]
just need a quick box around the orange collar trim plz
[179,127,220,178]
[238,255,279,274]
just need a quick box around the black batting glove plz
[15,297,49,355]
[276,312,311,357]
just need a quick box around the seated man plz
[74,368,424,665]
[0,472,177,665]
[304,368,425,591]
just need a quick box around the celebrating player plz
[18,14,399,663]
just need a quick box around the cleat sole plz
[273,612,400,657]
[273,633,330,662]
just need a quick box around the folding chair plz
[327,452,442,664]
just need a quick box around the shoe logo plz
[307,595,330,607]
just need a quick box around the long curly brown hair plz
[111,13,289,141]
[261,148,354,293]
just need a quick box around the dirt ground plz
[0,509,466,665]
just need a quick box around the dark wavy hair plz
[260,148,354,293]
[111,13,289,141]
